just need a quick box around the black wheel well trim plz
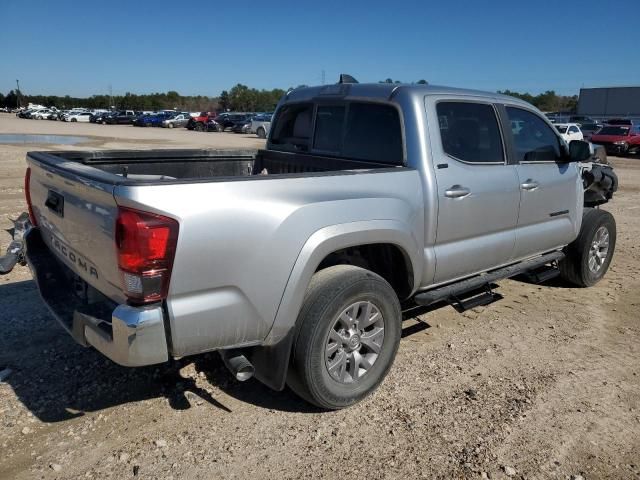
[314,242,414,300]
[248,242,414,392]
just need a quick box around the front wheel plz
[559,208,616,287]
[257,127,266,139]
[194,122,204,132]
[71,118,77,122]
[287,265,401,409]
[167,123,174,129]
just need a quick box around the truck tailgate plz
[27,155,125,303]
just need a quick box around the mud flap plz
[245,330,295,391]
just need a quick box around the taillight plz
[115,206,179,304]
[24,167,38,226]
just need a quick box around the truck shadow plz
[0,275,571,422]
[0,279,321,422]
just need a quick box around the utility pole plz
[16,79,20,108]
[108,84,113,109]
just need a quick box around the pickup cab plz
[5,80,618,409]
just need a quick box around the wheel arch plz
[247,220,420,391]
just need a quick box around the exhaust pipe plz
[220,350,254,382]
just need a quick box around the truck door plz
[426,98,520,283]
[503,106,582,258]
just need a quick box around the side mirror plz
[569,140,591,162]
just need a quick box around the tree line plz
[497,90,578,113]
[0,85,288,112]
[0,85,579,113]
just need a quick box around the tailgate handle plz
[45,190,64,216]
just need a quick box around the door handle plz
[521,180,539,191]
[444,185,471,198]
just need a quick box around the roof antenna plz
[338,74,358,84]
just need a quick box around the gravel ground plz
[0,114,639,480]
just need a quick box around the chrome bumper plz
[79,304,168,367]
[25,228,169,367]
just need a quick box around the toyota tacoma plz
[1,78,618,409]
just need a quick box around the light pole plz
[16,79,20,108]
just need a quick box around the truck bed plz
[28,149,400,185]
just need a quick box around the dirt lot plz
[0,113,638,480]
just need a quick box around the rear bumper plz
[25,228,169,367]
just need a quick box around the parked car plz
[216,113,253,132]
[590,124,640,156]
[162,113,191,129]
[605,118,635,126]
[17,109,36,119]
[569,115,596,124]
[186,112,217,131]
[65,112,92,122]
[33,109,54,120]
[90,111,112,123]
[250,113,273,138]
[554,123,584,143]
[231,116,253,133]
[103,110,139,125]
[133,112,175,127]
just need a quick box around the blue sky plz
[1,0,637,98]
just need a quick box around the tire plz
[287,265,402,409]
[102,121,107,125]
[257,127,266,139]
[167,122,174,129]
[194,122,204,132]
[71,118,77,122]
[559,208,616,287]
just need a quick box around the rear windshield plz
[597,126,630,136]
[271,101,403,165]
[555,126,568,133]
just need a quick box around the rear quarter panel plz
[114,169,424,356]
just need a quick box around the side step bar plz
[414,251,564,307]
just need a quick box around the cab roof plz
[284,82,532,108]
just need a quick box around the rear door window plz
[436,102,504,163]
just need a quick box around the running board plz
[414,251,565,307]
[449,284,503,313]
[524,265,561,284]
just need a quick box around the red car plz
[590,124,640,156]
[186,112,217,131]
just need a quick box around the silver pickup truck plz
[3,79,618,409]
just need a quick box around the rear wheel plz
[167,122,174,129]
[287,265,401,409]
[257,127,266,139]
[194,122,204,132]
[71,118,77,122]
[559,208,616,287]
